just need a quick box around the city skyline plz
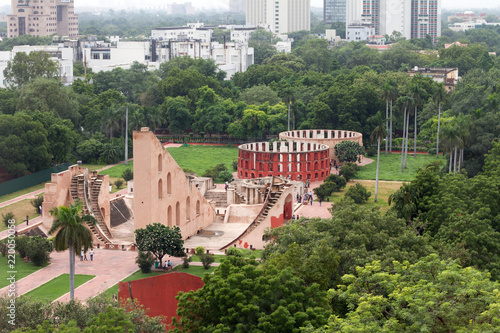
[0,0,498,10]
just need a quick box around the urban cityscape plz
[0,0,500,331]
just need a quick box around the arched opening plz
[284,194,293,221]
[186,197,190,221]
[176,201,180,226]
[196,200,200,215]
[158,154,162,172]
[167,173,172,194]
[167,206,172,226]
[158,179,163,199]
[315,172,319,180]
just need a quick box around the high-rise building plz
[324,0,346,23]
[7,0,78,39]
[246,0,310,35]
[345,0,440,42]
[411,0,441,41]
[230,0,246,14]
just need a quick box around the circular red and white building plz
[238,141,330,181]
[278,129,363,163]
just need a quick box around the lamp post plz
[125,103,129,165]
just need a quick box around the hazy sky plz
[0,0,499,11]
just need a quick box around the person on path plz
[90,249,94,261]
[163,261,167,271]
[25,215,29,225]
[319,198,322,206]
[225,181,229,191]
[80,249,84,261]
[167,260,172,271]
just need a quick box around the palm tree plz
[371,113,389,203]
[282,87,296,132]
[101,107,120,140]
[388,80,398,154]
[399,95,414,172]
[410,82,426,158]
[440,120,460,173]
[128,107,145,133]
[433,83,447,158]
[381,82,393,155]
[49,202,96,300]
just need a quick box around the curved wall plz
[238,141,330,182]
[278,129,363,163]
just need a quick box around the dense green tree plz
[238,85,281,106]
[248,29,279,65]
[4,51,58,88]
[324,254,500,332]
[134,223,184,269]
[0,113,51,176]
[173,257,331,332]
[334,141,365,163]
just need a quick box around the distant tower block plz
[238,141,330,182]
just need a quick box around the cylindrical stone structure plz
[278,129,364,164]
[238,141,330,182]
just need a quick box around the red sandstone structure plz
[42,165,113,245]
[133,128,216,238]
[238,141,331,182]
[278,129,364,164]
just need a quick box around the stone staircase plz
[204,189,228,207]
[70,173,113,245]
[220,186,285,250]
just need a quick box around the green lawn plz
[23,273,95,302]
[102,270,166,297]
[189,254,225,263]
[171,265,217,278]
[0,200,40,232]
[325,180,403,213]
[99,163,133,179]
[0,255,49,289]
[79,164,105,172]
[167,145,238,179]
[240,249,263,259]
[356,153,444,181]
[0,183,46,204]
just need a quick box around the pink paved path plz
[0,248,140,302]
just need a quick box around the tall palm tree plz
[399,95,414,172]
[282,87,296,132]
[49,202,96,300]
[440,120,460,173]
[410,82,426,158]
[433,83,447,158]
[101,107,120,140]
[371,113,389,203]
[388,80,398,154]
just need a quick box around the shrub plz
[232,160,238,171]
[122,168,133,182]
[135,251,155,273]
[428,148,437,156]
[182,167,195,173]
[334,141,366,163]
[367,146,377,157]
[195,246,205,256]
[0,239,7,257]
[226,247,243,257]
[344,183,371,204]
[182,256,192,268]
[325,174,347,190]
[114,180,124,189]
[202,163,227,180]
[339,162,359,182]
[200,253,215,270]
[30,196,44,214]
[26,236,52,266]
[218,170,233,182]
[16,235,30,258]
[2,211,14,227]
[313,182,338,200]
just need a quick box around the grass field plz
[102,270,166,297]
[23,273,95,302]
[356,153,444,182]
[0,255,49,289]
[99,163,133,179]
[167,145,238,179]
[326,180,403,213]
[171,265,217,277]
[0,183,46,204]
[189,254,225,263]
[0,200,40,232]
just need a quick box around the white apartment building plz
[246,0,310,35]
[379,0,411,39]
[82,41,150,73]
[347,24,375,42]
[151,23,212,43]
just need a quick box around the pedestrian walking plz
[90,249,94,261]
[167,260,172,271]
[80,249,84,261]
[319,198,322,206]
[25,215,29,225]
